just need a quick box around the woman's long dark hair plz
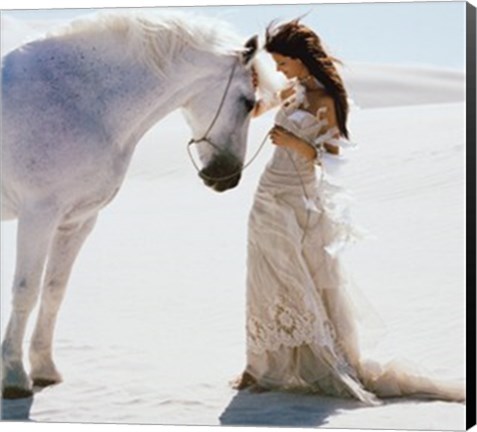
[265,19,349,139]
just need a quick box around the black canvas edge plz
[466,1,477,431]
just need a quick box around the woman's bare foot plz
[233,371,257,390]
[249,383,270,394]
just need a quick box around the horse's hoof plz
[2,386,34,400]
[32,378,60,388]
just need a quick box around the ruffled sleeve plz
[309,107,357,176]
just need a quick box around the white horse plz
[1,12,261,399]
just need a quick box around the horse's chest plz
[64,184,122,223]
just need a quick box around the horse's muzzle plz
[199,154,243,192]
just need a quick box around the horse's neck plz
[67,30,214,150]
[113,56,217,150]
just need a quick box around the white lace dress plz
[244,99,465,404]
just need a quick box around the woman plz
[236,19,465,405]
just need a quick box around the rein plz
[284,148,321,244]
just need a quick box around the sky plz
[1,1,468,70]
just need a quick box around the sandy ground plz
[1,12,468,431]
[1,98,467,429]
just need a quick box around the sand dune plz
[1,13,465,112]
[341,62,465,108]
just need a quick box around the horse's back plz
[3,37,106,139]
[2,37,121,221]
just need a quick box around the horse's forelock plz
[250,52,284,102]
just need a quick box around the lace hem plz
[246,305,382,405]
[247,298,339,356]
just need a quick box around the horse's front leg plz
[29,216,98,388]
[2,209,59,399]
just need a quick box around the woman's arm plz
[251,68,296,118]
[269,126,317,160]
[252,86,298,118]
[252,96,280,117]
[269,97,342,161]
[251,67,277,117]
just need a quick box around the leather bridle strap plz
[187,58,239,150]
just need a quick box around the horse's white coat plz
[1,12,260,397]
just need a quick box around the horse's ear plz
[241,35,259,66]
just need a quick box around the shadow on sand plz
[219,389,365,427]
[1,384,56,421]
[1,395,34,421]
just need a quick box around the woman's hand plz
[269,125,300,149]
[269,125,317,161]
[280,84,296,101]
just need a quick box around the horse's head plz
[183,36,259,192]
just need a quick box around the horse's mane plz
[46,11,279,98]
[49,11,245,78]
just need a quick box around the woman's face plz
[271,53,309,80]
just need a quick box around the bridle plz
[187,58,239,155]
[187,58,269,183]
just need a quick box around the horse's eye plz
[243,97,255,112]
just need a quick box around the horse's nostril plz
[199,171,215,187]
[228,173,241,188]
[198,170,241,192]
[199,153,242,192]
